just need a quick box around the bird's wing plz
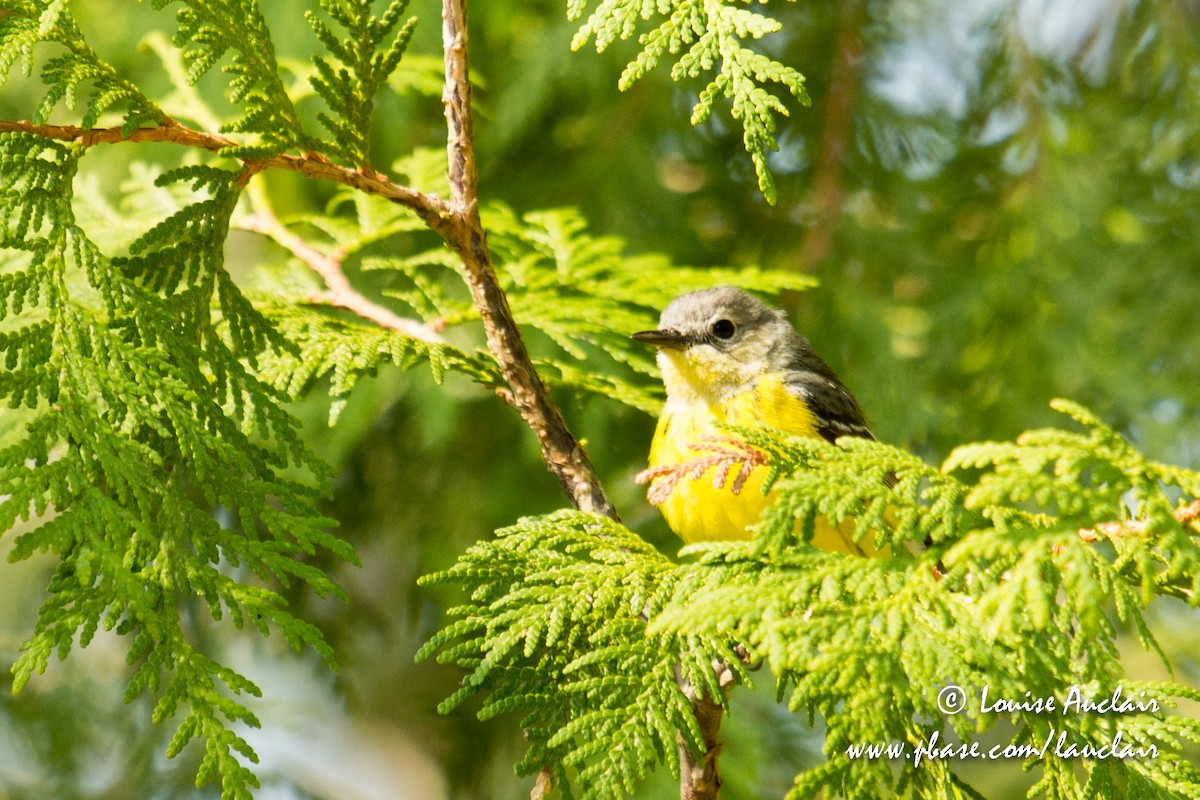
[783,370,874,444]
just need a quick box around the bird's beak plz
[631,329,690,349]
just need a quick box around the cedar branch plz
[0,15,620,524]
[439,0,617,520]
[240,201,445,344]
[0,118,454,234]
[680,692,726,800]
[440,5,714,795]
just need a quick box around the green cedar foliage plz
[306,0,418,167]
[4,2,1198,800]
[0,131,355,798]
[0,1,163,131]
[0,1,812,796]
[567,0,810,203]
[422,401,1200,800]
[153,0,315,156]
[419,512,749,798]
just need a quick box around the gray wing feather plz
[783,371,874,444]
[784,368,899,491]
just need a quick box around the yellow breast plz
[647,375,872,554]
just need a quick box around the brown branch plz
[240,205,445,344]
[0,118,454,234]
[438,5,720,794]
[0,27,619,512]
[680,688,727,800]
[0,117,455,343]
[0,106,614,514]
[438,0,617,520]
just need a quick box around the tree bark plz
[439,5,721,798]
[439,0,618,520]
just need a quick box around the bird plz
[632,286,878,554]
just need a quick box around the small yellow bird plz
[633,286,877,554]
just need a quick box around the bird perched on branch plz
[633,286,878,554]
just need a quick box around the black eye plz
[711,319,736,340]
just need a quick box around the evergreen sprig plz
[0,133,355,799]
[247,195,815,418]
[567,0,809,203]
[0,1,164,132]
[151,0,314,156]
[255,299,502,425]
[424,402,1200,799]
[417,511,750,800]
[306,0,418,166]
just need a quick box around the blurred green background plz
[2,0,1200,798]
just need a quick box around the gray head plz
[632,287,805,403]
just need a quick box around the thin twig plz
[438,0,617,520]
[0,118,450,343]
[530,768,553,800]
[0,118,454,234]
[441,6,705,794]
[240,200,444,344]
[442,0,721,795]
